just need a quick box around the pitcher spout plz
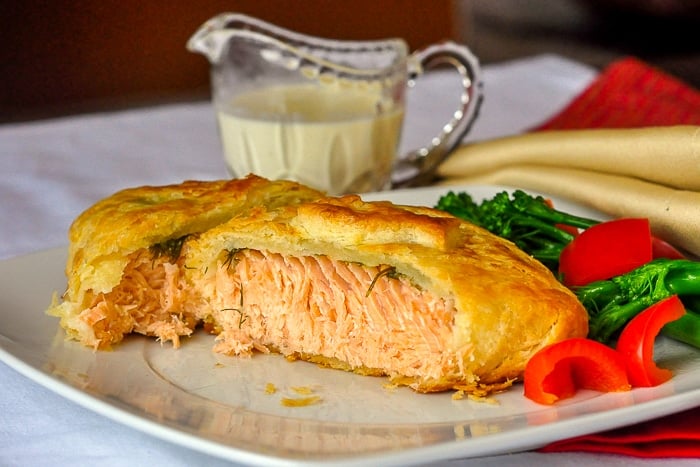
[186,14,239,64]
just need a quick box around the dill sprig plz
[222,248,243,270]
[221,283,248,328]
[366,266,398,297]
[149,235,190,262]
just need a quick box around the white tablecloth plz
[2,55,695,467]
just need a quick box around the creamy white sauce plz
[216,84,404,195]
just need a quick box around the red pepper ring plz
[616,295,686,387]
[524,337,631,405]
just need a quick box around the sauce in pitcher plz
[216,84,404,195]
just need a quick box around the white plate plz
[1,185,699,467]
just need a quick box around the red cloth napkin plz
[536,56,700,130]
[533,57,700,457]
[538,406,700,457]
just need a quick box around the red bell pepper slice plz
[524,337,631,405]
[652,236,686,260]
[616,295,686,387]
[559,218,653,287]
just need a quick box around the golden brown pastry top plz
[63,175,324,303]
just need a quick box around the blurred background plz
[2,0,698,123]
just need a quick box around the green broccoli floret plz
[436,190,598,270]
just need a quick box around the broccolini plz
[435,190,598,270]
[574,258,700,348]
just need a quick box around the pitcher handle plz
[391,41,483,188]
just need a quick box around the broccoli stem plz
[507,215,577,245]
[666,270,700,295]
[514,199,599,230]
[574,280,621,309]
[662,311,700,348]
[588,296,655,343]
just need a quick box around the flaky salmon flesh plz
[70,245,490,392]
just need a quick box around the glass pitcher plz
[188,13,482,194]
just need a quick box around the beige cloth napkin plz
[437,126,700,257]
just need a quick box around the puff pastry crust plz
[48,175,588,394]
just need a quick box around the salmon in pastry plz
[48,175,587,394]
